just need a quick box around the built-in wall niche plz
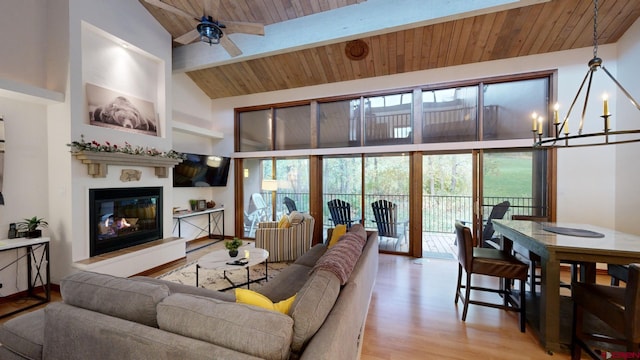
[81,22,165,140]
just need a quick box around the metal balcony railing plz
[258,191,539,234]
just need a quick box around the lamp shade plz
[261,179,278,191]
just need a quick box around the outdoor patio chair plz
[481,200,510,248]
[327,199,359,228]
[244,193,268,237]
[283,196,297,214]
[454,221,528,332]
[371,199,408,250]
[571,263,640,359]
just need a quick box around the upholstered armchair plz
[254,211,315,262]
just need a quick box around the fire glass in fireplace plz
[89,187,162,257]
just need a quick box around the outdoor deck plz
[423,232,457,260]
[377,231,457,260]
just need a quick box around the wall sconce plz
[243,169,249,178]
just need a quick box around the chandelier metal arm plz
[601,65,640,111]
[559,69,592,136]
[579,70,596,135]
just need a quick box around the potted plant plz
[189,199,197,211]
[225,238,243,257]
[17,216,48,238]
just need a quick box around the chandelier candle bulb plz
[553,103,560,124]
[532,112,538,131]
[538,116,544,135]
[603,94,609,115]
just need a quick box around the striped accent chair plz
[254,212,315,262]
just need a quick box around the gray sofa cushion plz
[0,308,44,360]
[289,269,341,354]
[60,271,169,327]
[293,243,327,267]
[258,263,312,303]
[130,276,235,302]
[157,293,294,360]
[347,223,367,245]
[44,302,260,360]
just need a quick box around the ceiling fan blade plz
[223,21,265,36]
[144,0,199,20]
[220,36,242,57]
[203,0,220,18]
[174,29,200,45]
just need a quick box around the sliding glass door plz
[477,149,548,246]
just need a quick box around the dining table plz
[492,219,640,354]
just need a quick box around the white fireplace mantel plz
[72,151,183,178]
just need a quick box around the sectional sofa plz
[0,225,378,360]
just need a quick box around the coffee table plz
[196,247,269,291]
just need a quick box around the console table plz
[173,207,224,243]
[0,237,50,318]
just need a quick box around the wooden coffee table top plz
[198,247,268,271]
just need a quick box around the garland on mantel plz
[68,134,184,159]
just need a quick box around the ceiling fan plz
[144,0,265,57]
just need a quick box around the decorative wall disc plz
[345,40,369,61]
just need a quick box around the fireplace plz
[89,187,163,257]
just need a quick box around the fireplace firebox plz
[89,187,163,257]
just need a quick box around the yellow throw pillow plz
[235,288,297,315]
[277,215,290,228]
[328,224,347,248]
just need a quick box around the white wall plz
[614,17,640,235]
[0,97,49,296]
[171,73,234,239]
[212,44,630,230]
[0,1,47,90]
[55,0,177,280]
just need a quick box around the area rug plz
[157,261,291,292]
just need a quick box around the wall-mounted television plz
[173,153,231,187]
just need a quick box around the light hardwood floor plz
[1,239,595,359]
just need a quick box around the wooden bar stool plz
[454,221,529,332]
[571,263,640,359]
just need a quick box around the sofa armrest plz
[258,222,279,229]
[130,277,235,302]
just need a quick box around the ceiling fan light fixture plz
[197,20,223,45]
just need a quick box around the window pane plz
[275,105,311,150]
[482,150,547,218]
[422,86,478,143]
[422,153,473,234]
[364,154,410,253]
[322,156,362,235]
[274,158,309,215]
[483,78,549,140]
[238,109,271,151]
[318,99,361,148]
[242,158,271,237]
[364,93,412,145]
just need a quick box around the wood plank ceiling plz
[141,0,640,99]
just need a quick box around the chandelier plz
[533,0,640,148]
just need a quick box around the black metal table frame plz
[196,259,268,292]
[0,241,50,319]
[173,208,224,245]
